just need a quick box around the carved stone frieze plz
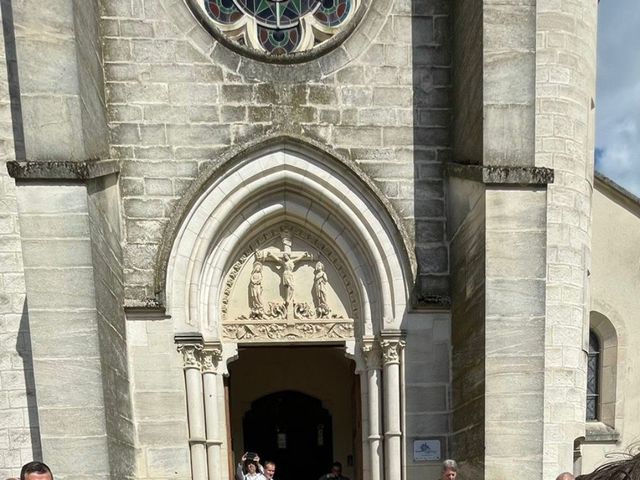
[222,321,355,342]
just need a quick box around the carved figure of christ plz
[258,233,314,309]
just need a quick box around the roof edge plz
[594,171,640,217]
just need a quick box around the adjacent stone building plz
[0,0,637,479]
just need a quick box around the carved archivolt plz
[221,223,359,342]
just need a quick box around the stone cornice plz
[174,332,204,346]
[6,159,119,181]
[446,163,554,186]
[584,421,620,444]
[124,305,170,321]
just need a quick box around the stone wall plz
[403,312,451,480]
[451,0,482,164]
[0,3,41,476]
[484,188,546,479]
[581,181,640,473]
[448,177,486,474]
[14,182,111,480]
[100,0,451,306]
[126,317,191,480]
[12,0,108,161]
[87,174,136,479]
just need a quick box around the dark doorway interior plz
[243,390,333,480]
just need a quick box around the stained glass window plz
[202,0,360,55]
[586,331,600,421]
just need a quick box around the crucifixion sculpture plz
[256,229,315,317]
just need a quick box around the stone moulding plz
[6,159,119,181]
[446,163,554,186]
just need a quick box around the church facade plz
[1,1,637,480]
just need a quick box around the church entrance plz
[243,390,333,480]
[227,345,361,480]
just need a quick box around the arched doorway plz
[243,391,333,480]
[228,346,360,480]
[164,144,412,480]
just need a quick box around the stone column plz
[178,342,208,480]
[363,342,383,480]
[381,337,405,480]
[202,345,224,480]
[536,0,598,475]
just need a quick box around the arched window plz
[586,331,600,421]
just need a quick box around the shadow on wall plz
[412,0,451,305]
[17,300,42,459]
[0,0,25,161]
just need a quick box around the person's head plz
[441,459,458,480]
[263,461,276,479]
[245,462,257,475]
[20,462,53,480]
[330,462,343,477]
[556,473,574,480]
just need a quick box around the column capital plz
[380,338,405,365]
[362,339,382,370]
[175,333,204,369]
[177,343,203,369]
[201,344,223,374]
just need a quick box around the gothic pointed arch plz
[159,137,414,340]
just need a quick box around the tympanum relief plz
[221,225,357,342]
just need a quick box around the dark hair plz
[243,459,259,473]
[264,461,276,468]
[20,462,53,480]
[332,462,343,470]
[576,454,640,480]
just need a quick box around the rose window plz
[201,0,361,55]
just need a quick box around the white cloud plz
[595,0,640,196]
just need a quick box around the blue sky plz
[595,0,640,197]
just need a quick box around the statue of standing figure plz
[249,261,264,317]
[314,261,331,318]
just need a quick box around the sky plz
[595,0,640,197]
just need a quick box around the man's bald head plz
[556,473,574,480]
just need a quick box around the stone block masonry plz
[0,5,41,476]
[101,0,452,306]
[536,0,598,475]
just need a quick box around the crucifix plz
[256,229,315,317]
